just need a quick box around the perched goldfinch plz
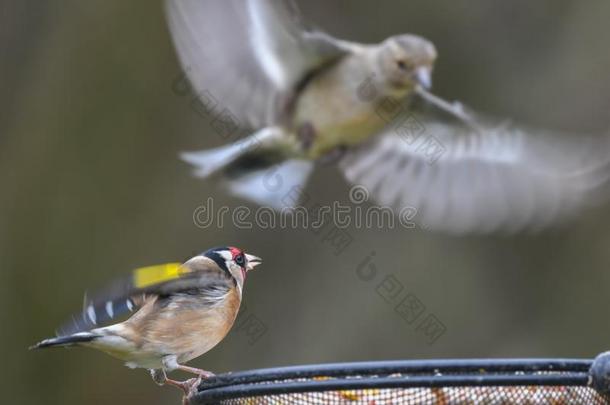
[32,247,262,403]
[167,0,610,234]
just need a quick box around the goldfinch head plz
[203,246,262,285]
[378,34,437,91]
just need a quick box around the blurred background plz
[2,1,610,404]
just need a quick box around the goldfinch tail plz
[181,127,314,209]
[30,332,100,349]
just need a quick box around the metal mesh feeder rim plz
[190,353,610,404]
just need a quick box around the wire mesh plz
[192,357,610,404]
[218,384,606,404]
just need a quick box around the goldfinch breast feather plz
[32,247,262,404]
[167,0,610,234]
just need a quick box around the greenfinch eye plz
[397,60,408,70]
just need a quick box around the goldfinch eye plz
[234,254,245,266]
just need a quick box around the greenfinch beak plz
[415,66,432,89]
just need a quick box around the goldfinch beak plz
[414,66,432,89]
[245,254,262,271]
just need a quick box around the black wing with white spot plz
[57,280,146,336]
[57,261,233,335]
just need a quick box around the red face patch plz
[229,246,247,280]
[229,246,243,259]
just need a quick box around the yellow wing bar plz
[133,262,189,289]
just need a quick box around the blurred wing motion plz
[58,261,231,336]
[165,0,350,128]
[340,120,610,233]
